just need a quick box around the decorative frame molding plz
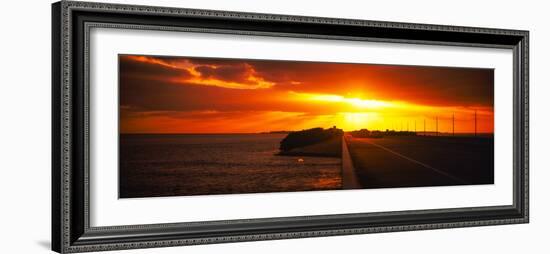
[52,1,529,253]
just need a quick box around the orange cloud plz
[122,55,274,89]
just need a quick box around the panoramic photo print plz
[118,54,494,198]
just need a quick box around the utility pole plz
[474,110,477,137]
[415,121,417,133]
[435,116,439,136]
[452,113,455,136]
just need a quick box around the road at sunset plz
[346,136,494,189]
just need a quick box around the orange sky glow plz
[119,55,494,134]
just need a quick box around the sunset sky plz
[119,55,494,134]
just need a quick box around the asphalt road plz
[346,136,494,189]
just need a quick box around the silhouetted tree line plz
[280,127,343,151]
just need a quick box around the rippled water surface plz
[120,134,342,198]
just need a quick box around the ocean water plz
[119,134,342,198]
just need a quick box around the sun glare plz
[339,112,377,131]
[295,93,394,109]
[300,93,392,109]
[284,91,493,132]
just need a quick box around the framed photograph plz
[52,1,529,253]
